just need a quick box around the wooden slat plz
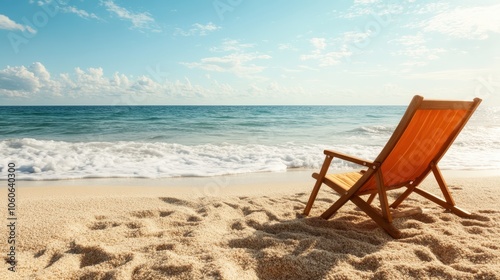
[312,173,348,195]
[327,172,362,191]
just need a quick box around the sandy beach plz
[2,170,499,279]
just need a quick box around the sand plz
[1,170,499,279]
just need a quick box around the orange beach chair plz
[303,95,482,238]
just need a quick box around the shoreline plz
[9,168,500,196]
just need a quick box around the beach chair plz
[303,95,482,238]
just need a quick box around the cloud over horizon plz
[0,14,36,34]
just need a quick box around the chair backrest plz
[357,95,481,195]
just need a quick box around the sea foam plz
[1,137,497,180]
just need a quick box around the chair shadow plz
[227,210,392,280]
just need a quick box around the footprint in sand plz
[155,243,175,251]
[187,215,203,222]
[130,210,158,219]
[132,263,193,279]
[231,221,245,230]
[460,219,491,229]
[159,197,196,208]
[160,210,175,217]
[223,202,240,209]
[43,242,134,270]
[89,220,121,230]
[126,221,144,229]
[45,252,64,268]
[141,243,176,253]
[413,248,435,262]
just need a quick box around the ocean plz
[0,105,499,180]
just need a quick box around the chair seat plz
[326,172,363,190]
[313,171,363,194]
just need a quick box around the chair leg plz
[375,169,393,223]
[390,186,414,209]
[320,193,352,219]
[413,188,471,217]
[366,193,377,205]
[431,163,455,205]
[351,196,401,238]
[303,155,333,215]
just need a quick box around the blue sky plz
[0,0,499,105]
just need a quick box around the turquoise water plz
[0,106,498,180]
[0,106,404,144]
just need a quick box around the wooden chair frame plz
[303,95,482,238]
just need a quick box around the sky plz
[0,0,499,105]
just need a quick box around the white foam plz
[0,137,498,181]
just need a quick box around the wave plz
[0,138,498,181]
[346,125,395,135]
[0,138,380,180]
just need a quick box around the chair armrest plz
[324,149,373,167]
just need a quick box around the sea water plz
[0,105,498,180]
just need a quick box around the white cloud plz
[404,68,492,81]
[310,37,326,50]
[390,33,446,69]
[301,49,353,66]
[210,39,254,52]
[130,76,161,93]
[32,0,99,22]
[174,22,221,36]
[182,40,271,78]
[412,3,450,15]
[0,14,36,34]
[0,66,40,96]
[0,62,59,97]
[246,82,305,98]
[29,62,51,82]
[277,43,297,51]
[338,0,406,19]
[181,53,272,78]
[62,6,100,20]
[194,22,219,33]
[0,63,238,101]
[389,34,425,46]
[101,0,157,31]
[341,31,372,46]
[421,4,500,40]
[300,36,355,66]
[354,0,379,3]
